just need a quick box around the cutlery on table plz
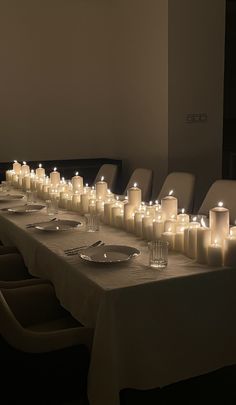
[64,240,104,255]
[26,218,57,228]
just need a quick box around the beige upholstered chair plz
[157,172,196,213]
[0,245,19,255]
[93,164,118,192]
[0,283,93,402]
[198,179,236,224]
[124,168,153,202]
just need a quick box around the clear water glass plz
[46,199,58,216]
[85,213,100,232]
[148,240,169,269]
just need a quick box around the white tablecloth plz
[1,198,236,405]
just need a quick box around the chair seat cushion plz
[27,315,81,332]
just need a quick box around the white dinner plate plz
[35,219,82,231]
[5,204,45,213]
[79,244,140,264]
[0,194,24,202]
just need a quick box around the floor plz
[63,365,236,405]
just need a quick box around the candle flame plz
[214,239,218,245]
[101,176,104,181]
[201,218,207,228]
[116,196,119,200]
[157,215,161,220]
[134,182,138,187]
[168,227,171,232]
[39,163,42,168]
[218,201,223,207]
[107,189,111,194]
[181,208,185,214]
[193,216,197,221]
[171,214,175,219]
[23,161,26,165]
[54,167,57,171]
[230,230,233,236]
[14,160,17,163]
[125,196,128,200]
[86,183,88,187]
[155,200,159,205]
[169,190,173,196]
[149,201,153,206]
[75,171,79,176]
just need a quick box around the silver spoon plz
[65,240,103,255]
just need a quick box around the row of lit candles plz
[6,161,236,268]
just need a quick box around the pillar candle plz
[124,203,135,231]
[36,163,45,178]
[209,202,229,245]
[96,176,108,200]
[112,204,122,226]
[207,242,223,267]
[161,230,175,250]
[164,218,177,233]
[13,160,21,174]
[188,220,201,259]
[177,209,190,224]
[134,211,144,237]
[174,225,185,252]
[21,161,30,176]
[142,214,154,240]
[80,193,89,214]
[145,201,156,217]
[103,199,115,224]
[126,213,135,233]
[72,191,81,211]
[50,167,60,187]
[72,171,83,192]
[161,190,178,220]
[88,198,96,214]
[114,209,124,228]
[127,183,142,208]
[224,233,236,267]
[153,220,164,240]
[196,225,211,264]
[229,226,236,237]
[96,197,104,214]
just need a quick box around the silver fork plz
[26,218,57,228]
[65,240,104,256]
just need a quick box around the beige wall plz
[0,0,115,162]
[168,0,226,210]
[110,0,169,195]
[0,1,226,208]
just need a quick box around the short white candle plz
[174,225,185,252]
[229,226,236,237]
[36,163,45,178]
[134,212,144,237]
[207,241,223,267]
[114,208,124,228]
[50,167,60,187]
[127,183,142,208]
[126,213,135,233]
[177,208,190,224]
[164,217,177,233]
[13,160,21,174]
[161,229,175,250]
[72,191,81,211]
[124,203,135,231]
[103,198,115,224]
[196,220,211,264]
[80,193,89,214]
[161,190,178,220]
[153,219,164,240]
[209,201,229,245]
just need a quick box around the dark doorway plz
[223,0,236,179]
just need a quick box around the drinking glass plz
[26,190,37,204]
[148,240,169,269]
[85,213,100,232]
[46,199,58,216]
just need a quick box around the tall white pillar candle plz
[124,203,135,231]
[13,160,21,174]
[209,202,229,245]
[196,226,211,264]
[188,220,201,259]
[72,171,83,192]
[153,220,164,240]
[142,215,154,240]
[36,163,45,178]
[50,167,60,187]
[96,176,108,200]
[177,209,190,224]
[161,190,178,220]
[21,161,30,176]
[224,234,236,267]
[127,183,142,208]
[80,194,89,214]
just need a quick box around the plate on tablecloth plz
[0,194,24,202]
[79,244,140,264]
[35,219,81,231]
[3,204,45,213]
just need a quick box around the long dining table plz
[0,194,236,405]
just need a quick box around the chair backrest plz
[198,179,236,224]
[123,168,153,202]
[157,172,196,213]
[93,164,118,193]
